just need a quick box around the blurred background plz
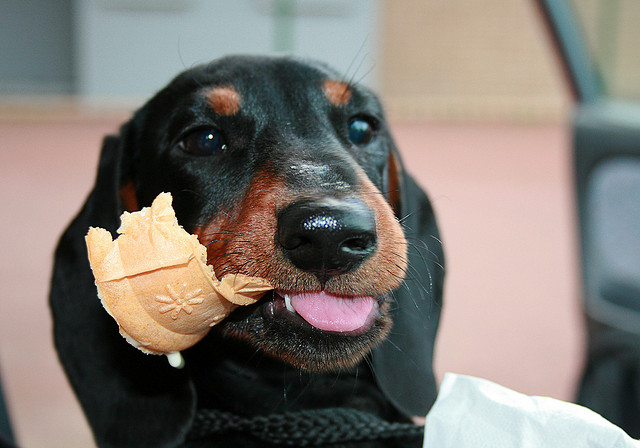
[1,0,639,446]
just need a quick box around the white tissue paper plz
[423,373,640,448]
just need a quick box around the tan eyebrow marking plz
[323,79,352,106]
[206,86,241,115]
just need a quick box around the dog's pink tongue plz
[289,292,376,333]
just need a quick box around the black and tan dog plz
[50,55,444,448]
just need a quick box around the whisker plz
[342,39,368,85]
[351,59,376,88]
[204,238,231,246]
[200,230,246,237]
[398,211,418,225]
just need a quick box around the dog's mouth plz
[214,284,392,371]
[264,289,380,335]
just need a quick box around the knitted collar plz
[187,407,424,446]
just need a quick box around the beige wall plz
[381,0,571,122]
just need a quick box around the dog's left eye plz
[348,118,375,145]
[178,129,227,155]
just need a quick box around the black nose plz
[277,198,377,280]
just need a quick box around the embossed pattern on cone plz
[85,192,273,354]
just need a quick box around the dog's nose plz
[277,198,377,279]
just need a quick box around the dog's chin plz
[216,291,392,372]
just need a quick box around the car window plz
[569,0,640,100]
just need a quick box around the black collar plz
[188,407,424,446]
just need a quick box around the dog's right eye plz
[178,129,227,156]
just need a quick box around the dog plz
[50,55,444,448]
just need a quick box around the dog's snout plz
[277,198,377,279]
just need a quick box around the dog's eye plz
[179,129,227,155]
[347,118,375,145]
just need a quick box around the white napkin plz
[424,373,640,448]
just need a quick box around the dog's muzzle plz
[273,197,380,334]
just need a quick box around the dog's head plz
[51,55,444,448]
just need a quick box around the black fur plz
[50,55,444,448]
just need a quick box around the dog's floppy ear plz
[50,122,196,448]
[372,145,445,418]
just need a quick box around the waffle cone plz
[85,192,272,354]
